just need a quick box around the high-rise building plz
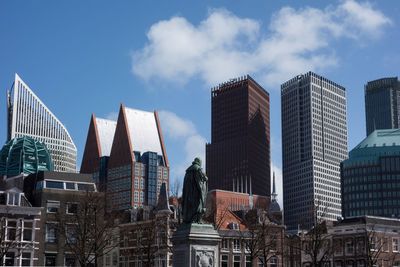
[7,73,77,172]
[365,77,400,136]
[81,104,169,211]
[341,129,400,218]
[281,72,348,231]
[206,75,270,196]
[80,115,117,190]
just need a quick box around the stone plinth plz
[172,223,221,267]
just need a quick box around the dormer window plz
[7,192,20,206]
[228,222,239,230]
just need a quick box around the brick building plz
[206,190,284,267]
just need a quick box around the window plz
[66,203,78,214]
[7,192,20,205]
[45,254,57,266]
[269,256,278,267]
[221,239,229,250]
[140,191,144,203]
[46,223,58,243]
[258,257,265,267]
[245,256,252,267]
[46,200,60,213]
[393,238,399,252]
[134,191,139,202]
[78,183,94,191]
[345,240,354,254]
[21,252,31,266]
[66,225,77,244]
[46,181,64,189]
[221,255,228,267]
[233,239,241,251]
[23,221,33,241]
[4,252,15,266]
[6,220,16,241]
[65,182,75,190]
[233,255,241,267]
[65,254,76,267]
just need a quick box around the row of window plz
[36,180,96,191]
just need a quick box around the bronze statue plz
[181,157,208,224]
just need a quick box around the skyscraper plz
[281,72,348,231]
[206,75,270,196]
[81,104,169,211]
[341,129,400,219]
[365,77,400,136]
[7,73,77,172]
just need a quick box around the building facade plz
[7,73,77,172]
[341,129,400,218]
[0,188,42,266]
[206,75,271,196]
[365,77,400,136]
[24,171,100,266]
[81,105,169,211]
[281,72,348,231]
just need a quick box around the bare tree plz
[169,178,182,198]
[204,198,230,230]
[56,190,118,267]
[240,209,281,266]
[120,213,173,267]
[286,199,335,267]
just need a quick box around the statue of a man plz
[181,157,208,224]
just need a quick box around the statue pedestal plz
[172,223,221,267]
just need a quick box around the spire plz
[155,182,172,213]
[271,171,277,201]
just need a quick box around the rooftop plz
[124,107,163,155]
[95,118,117,157]
[354,129,400,149]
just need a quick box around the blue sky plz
[0,0,399,205]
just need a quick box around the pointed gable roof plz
[124,107,163,155]
[95,118,117,157]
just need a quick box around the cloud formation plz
[132,0,391,87]
[158,110,207,186]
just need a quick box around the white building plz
[281,72,348,231]
[7,73,77,172]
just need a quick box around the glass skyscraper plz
[281,72,348,231]
[7,73,77,172]
[341,129,400,218]
[365,77,400,136]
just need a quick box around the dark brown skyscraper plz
[206,75,270,196]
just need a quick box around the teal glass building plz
[365,77,400,136]
[341,129,400,218]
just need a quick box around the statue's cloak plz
[182,163,206,223]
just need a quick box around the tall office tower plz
[365,77,400,136]
[7,73,77,172]
[206,75,270,196]
[341,129,400,219]
[281,72,348,231]
[80,115,117,190]
[88,105,169,211]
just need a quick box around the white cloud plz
[132,1,391,87]
[158,110,207,185]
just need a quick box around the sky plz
[0,0,399,206]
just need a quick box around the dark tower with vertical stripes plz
[206,75,270,196]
